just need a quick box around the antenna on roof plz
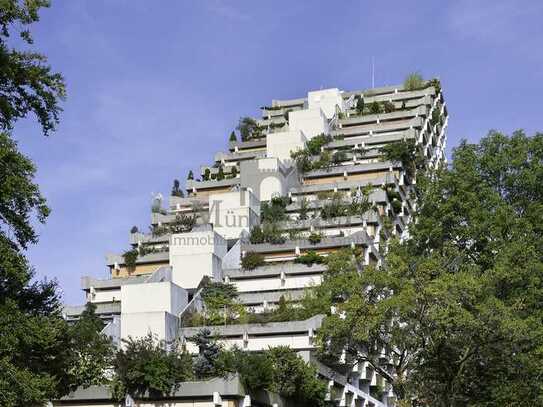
[371,56,375,88]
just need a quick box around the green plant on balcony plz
[355,95,364,114]
[216,166,225,181]
[122,248,139,271]
[312,150,332,171]
[241,252,265,270]
[306,133,332,155]
[130,225,139,234]
[201,281,245,326]
[229,131,237,142]
[332,150,348,165]
[430,108,441,127]
[171,179,184,197]
[383,101,395,113]
[170,213,197,233]
[230,166,238,178]
[203,168,211,181]
[369,101,382,114]
[308,231,322,245]
[291,149,313,173]
[298,197,309,220]
[111,333,193,400]
[294,250,325,266]
[187,170,194,180]
[237,117,261,141]
[261,196,289,223]
[404,72,424,91]
[428,77,441,94]
[380,139,425,180]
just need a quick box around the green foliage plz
[230,166,238,177]
[428,78,441,94]
[320,192,371,220]
[171,179,184,197]
[229,131,237,142]
[122,248,139,270]
[187,170,194,180]
[298,197,310,220]
[191,329,223,379]
[67,303,114,389]
[202,168,210,181]
[170,213,197,233]
[266,346,327,406]
[249,223,285,245]
[112,334,193,399]
[236,117,261,141]
[430,107,442,127]
[294,250,325,266]
[130,225,138,234]
[291,134,333,173]
[355,95,364,114]
[308,231,323,245]
[369,101,382,114]
[383,101,395,113]
[200,281,245,325]
[316,131,543,405]
[332,150,347,165]
[306,133,332,155]
[261,196,289,223]
[0,1,66,136]
[216,166,225,181]
[403,72,424,91]
[380,139,424,180]
[241,252,265,270]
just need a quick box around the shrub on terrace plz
[241,252,265,270]
[231,166,238,177]
[200,281,245,325]
[332,150,348,165]
[170,213,197,233]
[111,334,193,400]
[229,131,237,142]
[308,231,323,245]
[187,170,194,180]
[261,196,289,223]
[355,95,364,114]
[298,197,310,220]
[369,101,382,114]
[294,250,325,266]
[217,167,225,181]
[203,168,211,181]
[122,248,139,270]
[380,139,425,180]
[403,72,424,91]
[383,101,395,113]
[130,225,139,234]
[171,179,184,197]
[237,117,261,141]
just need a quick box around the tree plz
[171,179,184,197]
[191,328,222,379]
[0,2,107,405]
[316,131,543,406]
[236,117,260,141]
[67,303,114,390]
[229,131,237,142]
[111,334,193,400]
[0,0,66,136]
[380,139,425,181]
[187,170,194,180]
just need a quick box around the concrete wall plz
[209,190,260,240]
[169,231,227,288]
[266,129,307,162]
[288,108,329,140]
[307,88,344,119]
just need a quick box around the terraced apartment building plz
[64,79,448,407]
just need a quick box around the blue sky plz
[13,0,543,304]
